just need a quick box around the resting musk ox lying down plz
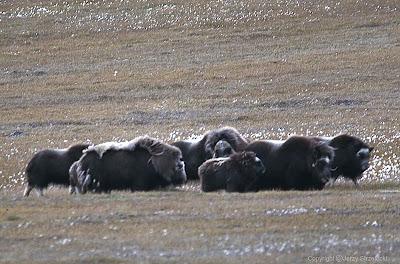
[24,143,90,197]
[212,140,236,158]
[315,134,374,185]
[199,151,265,192]
[245,136,335,190]
[172,127,249,180]
[70,136,186,194]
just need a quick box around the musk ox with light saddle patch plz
[70,136,186,194]
[172,127,249,180]
[199,151,265,192]
[315,134,374,186]
[245,136,335,190]
[24,143,90,197]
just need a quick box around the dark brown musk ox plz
[199,151,265,192]
[245,136,335,191]
[70,136,186,194]
[315,134,374,186]
[172,127,250,180]
[212,140,235,158]
[24,143,90,197]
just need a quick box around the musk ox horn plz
[356,148,370,158]
[150,150,164,156]
[330,166,338,172]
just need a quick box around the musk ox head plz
[204,127,249,159]
[213,140,235,158]
[330,134,374,181]
[230,151,266,178]
[140,137,187,185]
[310,142,335,185]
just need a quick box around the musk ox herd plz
[23,127,374,197]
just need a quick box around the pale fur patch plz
[209,157,230,166]
[265,139,284,146]
[84,136,148,158]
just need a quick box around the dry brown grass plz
[0,0,399,262]
[1,185,400,263]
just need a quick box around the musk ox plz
[245,136,335,190]
[199,151,265,192]
[24,143,90,197]
[212,140,235,158]
[315,134,374,186]
[172,127,249,180]
[70,136,186,194]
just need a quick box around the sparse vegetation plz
[0,0,399,262]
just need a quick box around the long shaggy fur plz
[71,136,186,194]
[315,134,374,185]
[24,143,90,197]
[172,127,250,180]
[199,151,265,192]
[245,136,335,191]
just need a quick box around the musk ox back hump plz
[74,136,186,193]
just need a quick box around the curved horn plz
[150,150,164,156]
[357,148,370,158]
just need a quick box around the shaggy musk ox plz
[245,136,335,190]
[213,140,235,158]
[172,127,249,180]
[315,134,374,186]
[199,151,265,192]
[24,143,90,197]
[70,136,186,194]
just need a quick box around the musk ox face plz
[213,140,235,158]
[330,135,374,179]
[230,151,266,184]
[204,126,249,159]
[149,147,186,185]
[310,142,335,184]
[235,151,265,176]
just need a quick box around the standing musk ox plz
[199,151,265,192]
[172,127,249,180]
[70,136,186,194]
[24,143,90,197]
[245,136,335,190]
[315,134,374,186]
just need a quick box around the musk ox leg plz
[35,188,44,197]
[325,178,336,187]
[69,185,77,195]
[23,185,33,197]
[352,178,360,188]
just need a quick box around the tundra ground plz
[0,0,399,262]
